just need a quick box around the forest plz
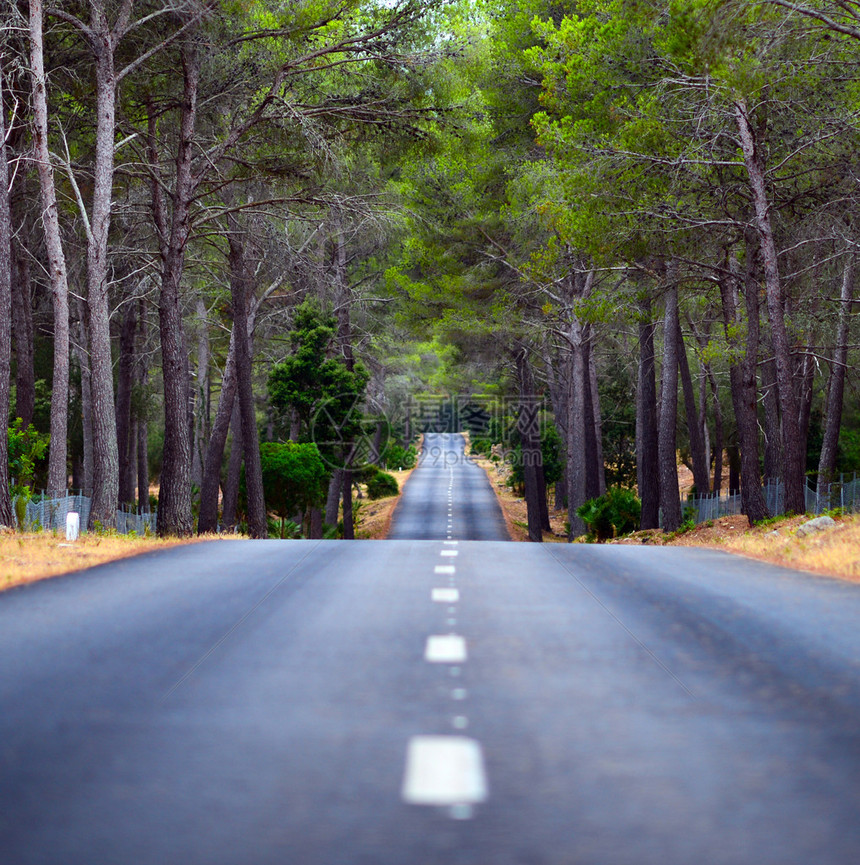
[0,0,857,539]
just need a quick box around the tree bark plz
[587,333,606,496]
[582,333,601,501]
[658,278,682,532]
[197,330,238,533]
[567,334,587,539]
[760,358,781,483]
[677,319,710,494]
[0,62,15,525]
[29,0,70,497]
[135,299,149,510]
[690,320,724,495]
[11,241,34,428]
[191,298,210,489]
[84,0,123,528]
[341,470,355,539]
[227,219,267,539]
[515,345,544,542]
[719,247,769,524]
[325,469,343,528]
[74,299,94,497]
[155,44,199,536]
[735,99,805,515]
[221,401,243,531]
[116,303,137,506]
[637,297,660,529]
[817,254,855,494]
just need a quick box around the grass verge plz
[0,531,215,594]
[661,512,860,582]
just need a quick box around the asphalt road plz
[3,533,860,862]
[388,432,510,541]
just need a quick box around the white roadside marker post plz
[65,512,80,542]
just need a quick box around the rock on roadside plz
[796,515,837,537]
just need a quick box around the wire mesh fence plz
[681,474,860,526]
[11,493,156,535]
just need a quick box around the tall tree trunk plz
[735,99,805,515]
[796,341,816,477]
[719,248,769,524]
[760,358,781,483]
[116,303,137,505]
[74,299,94,497]
[676,319,710,494]
[582,333,601,500]
[0,62,15,525]
[567,334,587,539]
[515,345,544,542]
[197,330,238,533]
[817,254,855,494]
[29,0,70,497]
[341,470,355,539]
[155,45,199,536]
[11,240,34,428]
[325,469,343,528]
[227,219,267,539]
[137,347,149,513]
[637,296,660,529]
[587,333,606,496]
[658,278,682,532]
[221,401,243,531]
[84,5,123,528]
[544,341,569,509]
[191,298,209,488]
[691,320,725,495]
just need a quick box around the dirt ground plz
[354,467,419,539]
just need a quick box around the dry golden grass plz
[674,512,860,582]
[0,531,215,593]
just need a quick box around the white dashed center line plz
[401,736,488,806]
[432,588,460,603]
[425,634,467,663]
[440,549,458,557]
[435,565,456,575]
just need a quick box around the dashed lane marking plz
[425,634,467,663]
[440,550,458,557]
[432,588,460,603]
[401,736,488,806]
[435,565,456,575]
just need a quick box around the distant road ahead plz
[387,432,509,541]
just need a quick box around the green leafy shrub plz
[576,487,641,541]
[383,443,417,470]
[470,437,492,456]
[257,441,329,537]
[366,470,399,499]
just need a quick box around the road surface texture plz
[388,432,509,541]
[3,540,860,864]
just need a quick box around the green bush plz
[383,443,417,470]
[576,487,641,542]
[470,437,492,456]
[367,470,399,499]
